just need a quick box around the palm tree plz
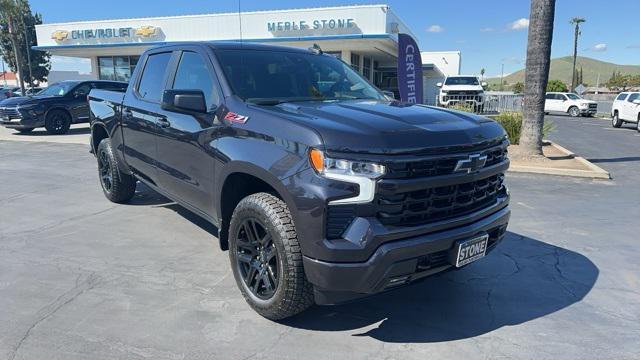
[480,68,485,81]
[569,17,586,92]
[520,0,556,156]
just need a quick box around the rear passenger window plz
[616,93,628,101]
[137,52,172,102]
[545,93,555,100]
[627,93,639,102]
[172,51,217,109]
[555,94,566,100]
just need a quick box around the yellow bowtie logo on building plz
[51,30,69,41]
[135,26,156,37]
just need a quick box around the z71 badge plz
[224,112,249,124]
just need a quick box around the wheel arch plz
[44,106,72,121]
[216,163,299,251]
[91,123,109,153]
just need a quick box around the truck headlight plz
[579,102,589,108]
[309,149,385,204]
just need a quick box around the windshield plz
[566,93,582,100]
[445,77,480,86]
[215,49,385,104]
[38,82,77,96]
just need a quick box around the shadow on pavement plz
[283,232,598,343]
[12,127,91,136]
[588,156,640,164]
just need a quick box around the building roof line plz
[36,4,391,27]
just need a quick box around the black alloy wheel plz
[235,217,279,300]
[98,148,113,193]
[45,110,71,135]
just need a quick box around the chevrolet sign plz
[51,26,159,42]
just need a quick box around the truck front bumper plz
[304,204,510,305]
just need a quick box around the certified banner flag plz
[397,33,423,104]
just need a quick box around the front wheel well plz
[218,173,281,250]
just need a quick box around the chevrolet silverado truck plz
[88,42,510,320]
[0,80,126,134]
[436,75,487,112]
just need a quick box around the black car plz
[0,80,127,134]
[89,42,510,320]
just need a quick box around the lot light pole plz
[22,17,33,88]
[7,15,26,95]
[569,17,585,92]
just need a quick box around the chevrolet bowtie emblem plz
[51,30,69,41]
[135,26,156,37]
[454,154,488,174]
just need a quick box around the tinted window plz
[96,82,127,91]
[628,93,639,102]
[555,94,567,100]
[215,49,384,103]
[172,51,217,109]
[545,93,555,100]
[445,77,479,85]
[616,93,628,101]
[73,83,94,96]
[137,52,172,102]
[566,93,581,100]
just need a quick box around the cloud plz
[510,18,529,30]
[589,43,607,52]
[426,25,444,33]
[480,27,495,32]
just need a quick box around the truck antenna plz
[309,43,323,55]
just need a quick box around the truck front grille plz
[385,146,507,179]
[376,174,504,227]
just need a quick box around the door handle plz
[157,117,171,128]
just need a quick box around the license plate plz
[454,234,489,267]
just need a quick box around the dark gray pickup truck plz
[88,42,510,320]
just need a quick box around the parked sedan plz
[544,92,598,117]
[0,87,20,100]
[0,80,127,134]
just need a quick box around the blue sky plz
[8,0,640,78]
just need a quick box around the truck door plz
[69,82,94,122]
[121,51,173,184]
[154,49,221,214]
[624,93,639,121]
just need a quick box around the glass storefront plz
[98,56,139,82]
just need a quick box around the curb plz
[508,141,611,180]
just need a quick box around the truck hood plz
[257,100,506,155]
[0,95,56,107]
[441,84,484,92]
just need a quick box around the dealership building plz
[34,4,460,104]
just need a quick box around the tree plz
[546,79,568,92]
[520,0,556,156]
[480,68,485,81]
[513,82,524,94]
[0,0,50,89]
[569,17,586,91]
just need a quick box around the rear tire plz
[96,138,136,203]
[612,112,623,128]
[637,116,640,132]
[45,109,71,135]
[16,128,34,134]
[568,106,580,117]
[229,192,314,320]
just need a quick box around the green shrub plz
[491,111,555,145]
[493,111,523,144]
[448,103,475,113]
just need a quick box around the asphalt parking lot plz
[1,114,638,360]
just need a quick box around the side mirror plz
[481,82,488,87]
[436,82,443,87]
[381,90,395,100]
[633,99,640,105]
[161,89,207,114]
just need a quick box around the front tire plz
[229,193,314,320]
[45,109,71,135]
[568,106,580,117]
[96,138,136,203]
[16,128,34,134]
[637,116,640,132]
[612,112,623,128]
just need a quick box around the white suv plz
[544,92,597,117]
[436,76,486,112]
[611,92,640,131]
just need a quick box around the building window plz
[98,55,139,82]
[350,53,360,73]
[363,57,371,80]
